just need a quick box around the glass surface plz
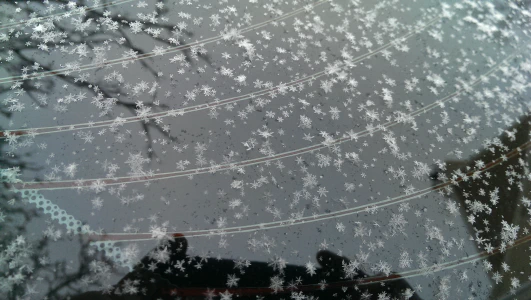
[1,0,531,299]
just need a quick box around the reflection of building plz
[439,116,531,299]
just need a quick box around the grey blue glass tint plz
[1,0,531,299]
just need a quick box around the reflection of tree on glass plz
[0,0,219,159]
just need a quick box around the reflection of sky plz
[3,0,531,298]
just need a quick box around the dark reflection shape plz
[434,115,531,299]
[71,235,421,299]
